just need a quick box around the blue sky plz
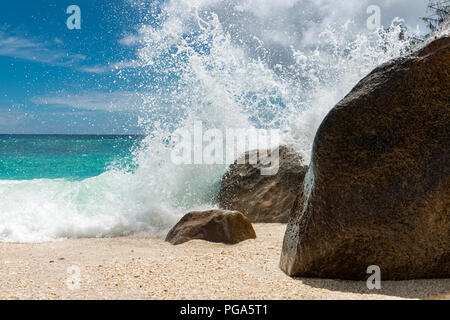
[0,0,431,134]
[0,0,164,134]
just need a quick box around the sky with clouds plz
[0,0,433,134]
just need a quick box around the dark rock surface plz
[166,210,256,245]
[219,146,307,223]
[280,27,450,280]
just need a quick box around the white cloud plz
[30,91,144,112]
[119,33,142,46]
[77,59,141,74]
[118,0,428,71]
[77,66,109,74]
[0,31,139,74]
[0,32,86,65]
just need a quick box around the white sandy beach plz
[0,224,448,300]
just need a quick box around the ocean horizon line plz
[0,133,146,137]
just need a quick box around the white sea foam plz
[0,0,417,242]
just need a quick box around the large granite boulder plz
[218,146,307,223]
[165,210,256,245]
[280,27,450,280]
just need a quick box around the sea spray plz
[0,0,417,242]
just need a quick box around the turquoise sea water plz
[0,134,207,242]
[0,135,143,180]
[0,1,411,243]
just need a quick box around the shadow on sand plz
[299,277,450,299]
